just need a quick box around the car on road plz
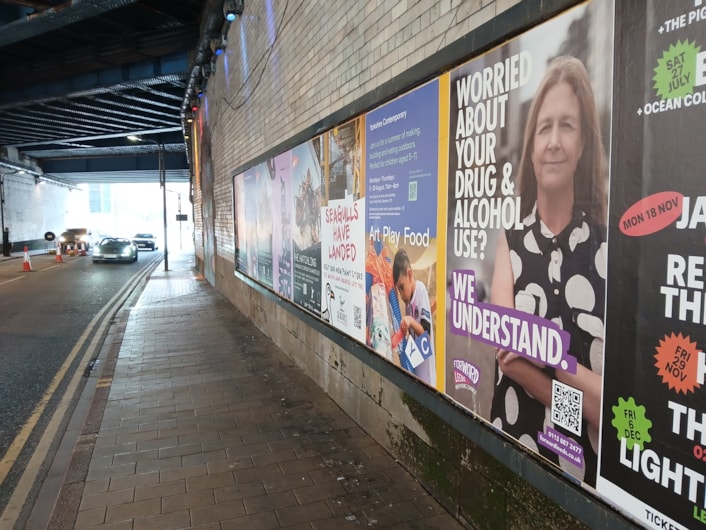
[133,233,158,251]
[92,237,138,263]
[59,228,92,253]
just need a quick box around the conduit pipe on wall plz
[179,0,225,122]
[179,0,226,204]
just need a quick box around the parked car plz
[59,227,91,253]
[92,237,138,263]
[133,232,158,251]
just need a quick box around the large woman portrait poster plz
[445,0,614,486]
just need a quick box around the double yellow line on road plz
[0,254,160,526]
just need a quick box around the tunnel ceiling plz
[0,0,222,185]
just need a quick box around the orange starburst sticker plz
[654,332,702,395]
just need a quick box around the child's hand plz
[400,315,412,335]
[399,316,406,334]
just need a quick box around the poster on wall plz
[255,162,274,289]
[320,119,366,342]
[291,140,322,314]
[235,167,259,278]
[233,171,247,272]
[596,1,706,528]
[272,152,294,300]
[234,163,274,284]
[445,0,614,487]
[365,80,440,388]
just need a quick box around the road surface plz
[0,249,161,519]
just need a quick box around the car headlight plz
[121,248,132,256]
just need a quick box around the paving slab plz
[48,249,467,529]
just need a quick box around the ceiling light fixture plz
[223,0,244,22]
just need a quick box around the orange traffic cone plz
[55,242,63,263]
[22,246,32,272]
[79,242,87,256]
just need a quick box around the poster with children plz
[445,0,614,487]
[364,80,440,388]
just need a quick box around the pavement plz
[35,248,465,529]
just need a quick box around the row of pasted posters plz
[233,1,706,527]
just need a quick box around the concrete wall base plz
[210,254,591,529]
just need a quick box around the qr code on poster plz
[408,180,418,201]
[551,380,583,436]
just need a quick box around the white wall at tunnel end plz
[2,173,85,242]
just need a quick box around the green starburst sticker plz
[611,397,652,451]
[653,40,701,100]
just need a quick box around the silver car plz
[92,237,138,263]
[133,232,158,251]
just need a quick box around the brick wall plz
[191,1,627,527]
